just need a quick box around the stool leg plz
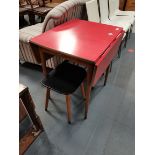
[104,65,110,86]
[80,82,86,99]
[65,95,72,124]
[45,88,50,111]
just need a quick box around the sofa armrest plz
[42,0,87,32]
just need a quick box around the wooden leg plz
[39,50,50,111]
[80,82,86,99]
[45,88,50,111]
[39,49,48,76]
[104,65,110,86]
[109,62,112,73]
[19,15,27,27]
[66,95,72,124]
[84,65,94,119]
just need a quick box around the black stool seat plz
[41,61,87,95]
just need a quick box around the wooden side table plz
[19,7,29,28]
[26,0,53,24]
[19,84,43,155]
[19,83,43,131]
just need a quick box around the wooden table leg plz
[39,49,47,77]
[45,88,50,111]
[109,61,113,72]
[84,65,94,119]
[80,82,86,99]
[104,65,110,86]
[39,48,51,111]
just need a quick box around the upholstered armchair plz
[19,0,88,68]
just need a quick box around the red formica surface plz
[30,19,124,86]
[31,19,124,63]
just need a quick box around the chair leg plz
[118,41,122,58]
[128,28,131,39]
[124,31,129,48]
[129,25,132,39]
[80,82,86,99]
[45,88,50,111]
[104,65,110,86]
[28,13,35,25]
[129,24,133,39]
[41,16,45,22]
[65,95,72,124]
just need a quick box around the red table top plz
[30,19,123,63]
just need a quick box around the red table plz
[30,19,124,118]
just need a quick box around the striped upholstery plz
[43,0,88,32]
[19,23,43,42]
[19,0,88,68]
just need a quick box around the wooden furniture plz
[124,0,135,11]
[19,101,27,122]
[30,19,124,119]
[119,0,125,10]
[19,83,43,154]
[19,7,29,28]
[19,0,39,9]
[19,0,87,69]
[45,2,60,8]
[41,61,86,123]
[19,0,31,27]
[119,0,135,11]
[27,0,53,24]
[19,84,43,131]
[19,0,39,26]
[45,0,66,8]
